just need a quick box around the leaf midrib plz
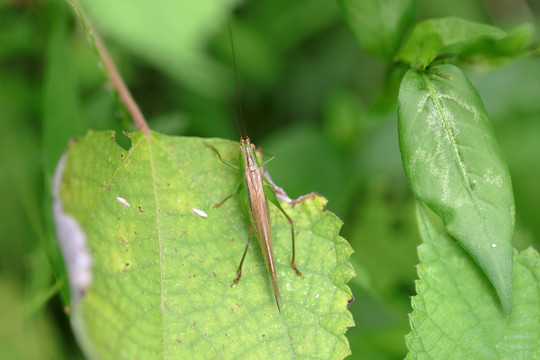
[145,133,166,359]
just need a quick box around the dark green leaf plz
[337,0,416,61]
[398,64,514,313]
[458,23,533,66]
[43,3,84,175]
[43,4,86,304]
[397,17,507,68]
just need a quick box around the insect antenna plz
[210,58,243,138]
[227,19,247,139]
[209,18,247,140]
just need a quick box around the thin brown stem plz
[94,37,149,135]
[67,0,149,135]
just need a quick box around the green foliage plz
[2,0,540,359]
[408,204,540,359]
[337,0,540,358]
[57,131,353,359]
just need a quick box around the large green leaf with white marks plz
[397,64,514,313]
[53,130,354,359]
[407,204,540,359]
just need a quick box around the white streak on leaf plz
[483,168,503,187]
[439,90,481,123]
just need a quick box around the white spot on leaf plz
[192,208,208,218]
[116,196,131,207]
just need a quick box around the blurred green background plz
[1,0,539,358]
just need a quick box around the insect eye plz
[237,146,242,152]
[250,144,255,149]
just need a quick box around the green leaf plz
[337,0,416,61]
[75,0,238,95]
[397,17,508,68]
[397,64,514,313]
[54,130,354,359]
[458,23,533,66]
[407,204,540,359]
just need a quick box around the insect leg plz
[213,181,243,208]
[205,142,240,169]
[231,227,252,287]
[254,147,275,167]
[264,184,303,278]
